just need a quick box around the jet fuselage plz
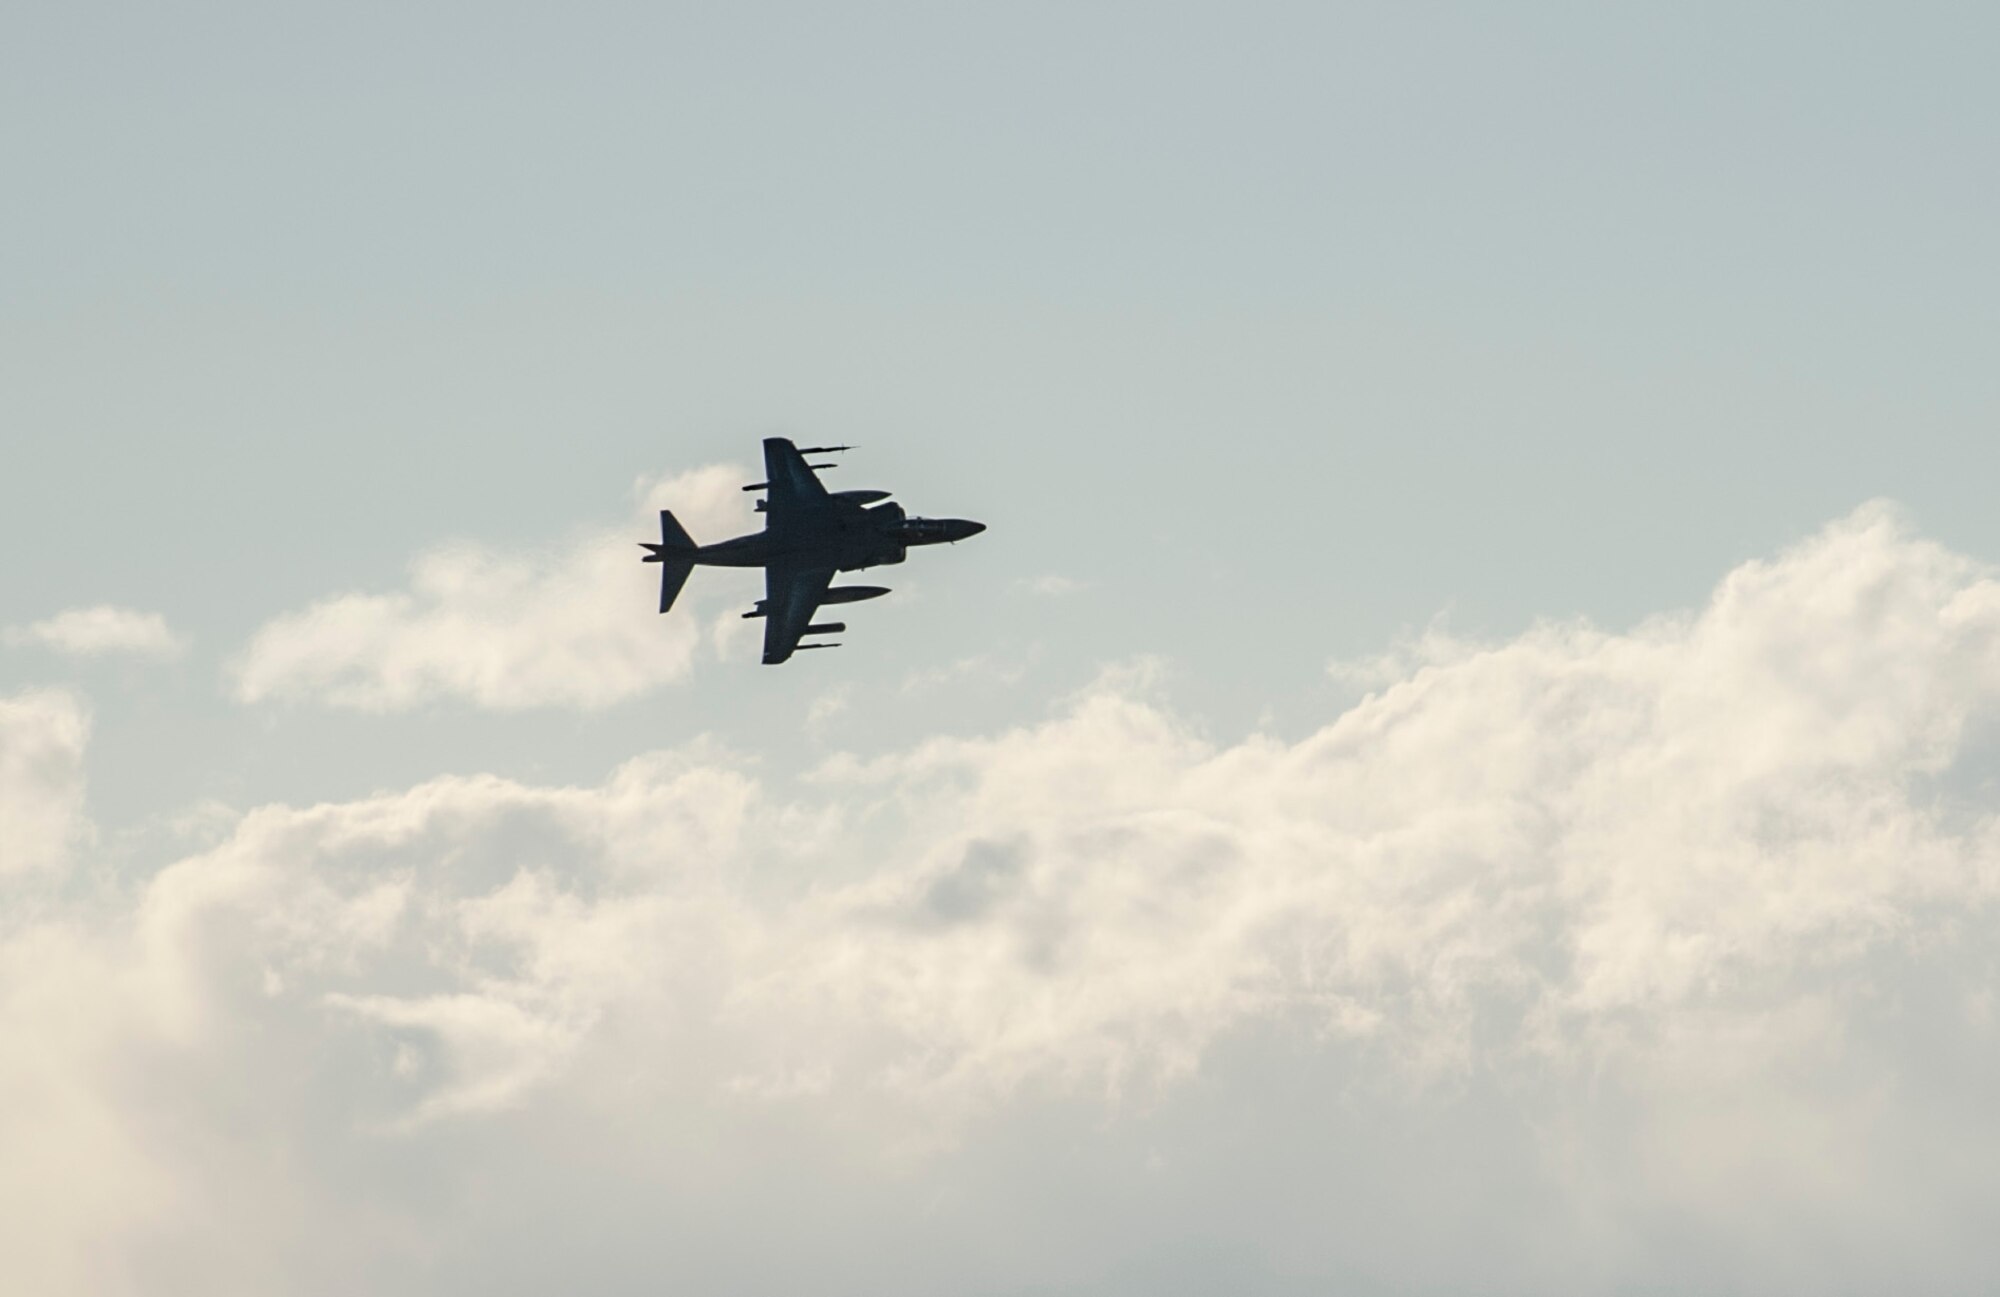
[689,500,984,573]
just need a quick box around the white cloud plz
[10,505,2000,1292]
[5,606,185,658]
[0,690,89,876]
[230,465,749,710]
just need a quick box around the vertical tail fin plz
[640,509,698,614]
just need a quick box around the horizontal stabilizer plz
[655,509,694,551]
[655,557,694,614]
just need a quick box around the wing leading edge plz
[760,437,830,525]
[760,561,839,664]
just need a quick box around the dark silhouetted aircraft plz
[641,438,986,664]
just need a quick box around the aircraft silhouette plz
[642,438,986,664]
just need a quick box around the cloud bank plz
[8,504,2000,1293]
[231,466,748,710]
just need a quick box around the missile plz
[742,481,769,492]
[794,643,841,651]
[806,462,838,470]
[830,489,890,505]
[796,445,854,454]
[803,622,846,635]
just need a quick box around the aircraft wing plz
[761,437,830,523]
[761,561,839,665]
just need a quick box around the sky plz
[4,3,2000,1293]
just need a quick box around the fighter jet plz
[641,438,986,664]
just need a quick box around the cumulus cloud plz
[0,690,89,876]
[231,466,749,710]
[11,505,2000,1293]
[5,606,185,657]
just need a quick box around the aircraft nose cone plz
[953,519,986,541]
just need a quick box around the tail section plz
[640,509,698,614]
[654,509,695,551]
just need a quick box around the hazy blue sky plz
[4,5,1999,1293]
